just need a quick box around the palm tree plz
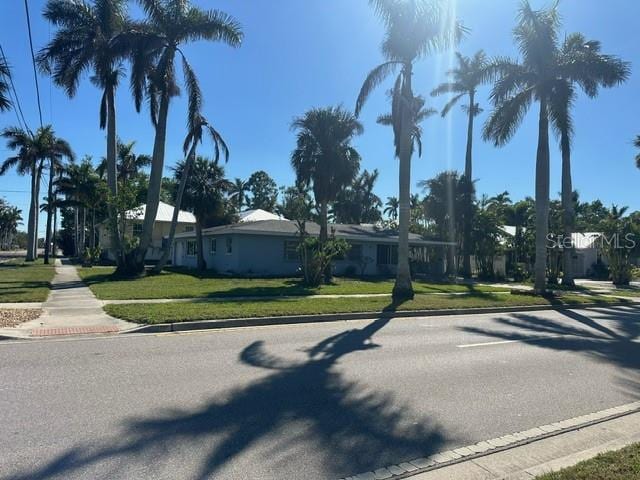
[356,0,463,300]
[484,2,629,292]
[229,178,249,213]
[154,113,228,273]
[122,0,242,273]
[0,200,22,249]
[291,106,363,282]
[384,196,399,221]
[331,169,383,224]
[431,50,487,277]
[39,0,130,266]
[43,135,74,264]
[635,135,640,168]
[1,126,71,261]
[0,57,12,111]
[174,156,232,271]
[97,140,151,183]
[553,34,628,286]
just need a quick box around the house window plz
[184,225,195,232]
[186,240,197,256]
[132,223,143,237]
[284,240,299,261]
[210,238,217,255]
[376,244,398,265]
[347,243,363,262]
[226,237,233,255]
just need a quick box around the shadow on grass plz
[7,317,446,480]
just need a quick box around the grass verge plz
[103,292,628,324]
[78,266,509,300]
[536,442,640,479]
[0,259,55,303]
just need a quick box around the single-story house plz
[568,232,607,277]
[98,201,196,261]
[172,219,453,276]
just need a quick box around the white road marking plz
[457,334,566,348]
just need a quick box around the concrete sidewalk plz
[409,409,640,480]
[343,402,640,480]
[0,259,135,338]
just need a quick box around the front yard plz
[104,292,627,324]
[0,259,55,303]
[78,266,510,300]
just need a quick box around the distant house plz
[98,201,196,261]
[569,232,606,277]
[172,218,452,276]
[238,209,285,222]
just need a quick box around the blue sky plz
[0,0,638,236]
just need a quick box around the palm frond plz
[440,92,465,117]
[355,61,399,116]
[184,8,243,47]
[482,87,535,146]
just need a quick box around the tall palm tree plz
[154,113,228,273]
[356,0,463,300]
[97,140,151,183]
[39,0,130,266]
[122,0,242,273]
[384,196,399,221]
[431,50,487,277]
[0,57,12,111]
[174,156,232,271]
[229,178,249,213]
[291,106,363,282]
[43,136,74,264]
[553,34,628,286]
[484,2,629,292]
[1,126,71,261]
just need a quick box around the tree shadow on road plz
[460,305,640,374]
[7,317,446,480]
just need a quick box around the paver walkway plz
[0,259,135,338]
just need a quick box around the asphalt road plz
[1,305,639,480]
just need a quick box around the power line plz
[0,43,29,133]
[24,0,43,129]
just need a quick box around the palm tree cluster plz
[352,0,629,297]
[0,0,633,291]
[0,198,22,250]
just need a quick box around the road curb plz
[122,300,636,335]
[341,401,640,480]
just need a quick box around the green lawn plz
[0,259,55,303]
[104,292,626,324]
[78,266,510,300]
[536,443,640,479]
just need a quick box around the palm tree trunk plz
[80,207,86,254]
[43,160,54,264]
[135,63,173,273]
[105,84,123,268]
[560,132,575,287]
[74,205,79,257]
[26,162,38,261]
[319,200,330,283]
[52,205,57,259]
[195,219,206,271]
[90,209,96,249]
[392,64,415,301]
[154,143,196,273]
[32,161,44,261]
[462,90,475,278]
[534,98,550,293]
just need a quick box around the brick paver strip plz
[31,326,119,336]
